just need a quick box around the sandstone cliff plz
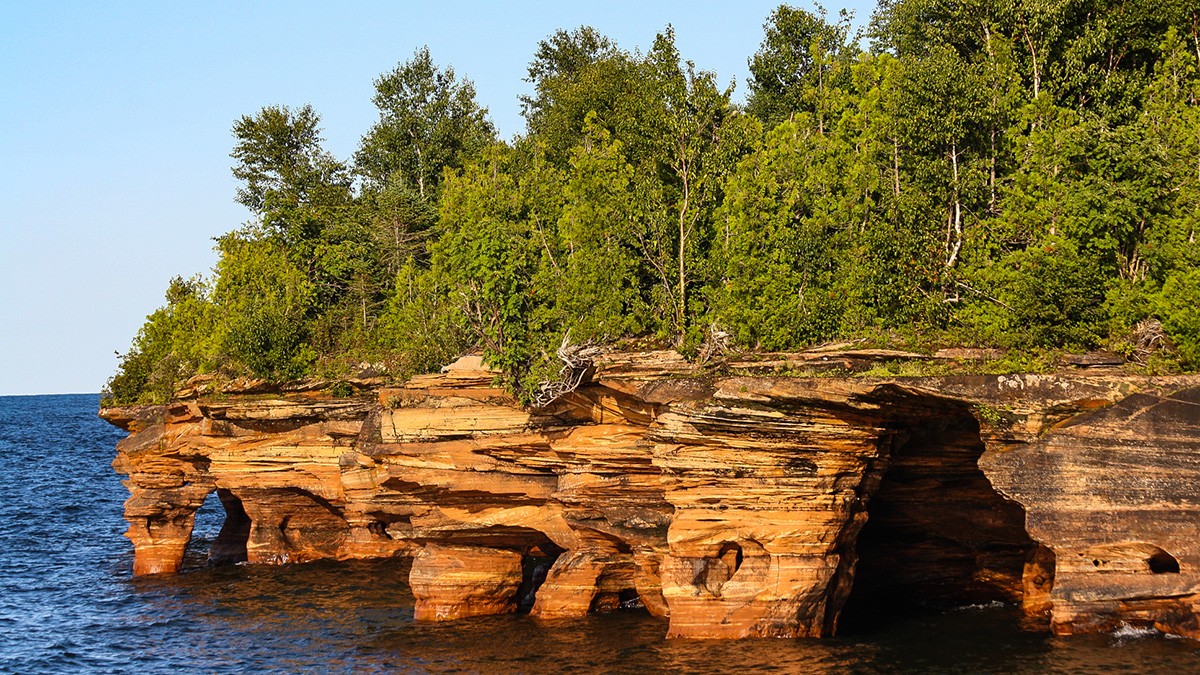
[101,352,1200,639]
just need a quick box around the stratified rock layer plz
[980,386,1200,637]
[102,353,1200,639]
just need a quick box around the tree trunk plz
[1022,26,1041,98]
[677,155,690,336]
[892,137,901,197]
[946,142,963,268]
[989,128,997,214]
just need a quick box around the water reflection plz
[119,557,1200,674]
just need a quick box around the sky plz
[0,0,876,396]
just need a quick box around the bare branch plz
[697,324,732,366]
[530,331,605,408]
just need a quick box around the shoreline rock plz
[102,351,1200,639]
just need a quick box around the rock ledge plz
[102,353,1200,639]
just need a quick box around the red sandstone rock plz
[980,386,1200,639]
[410,544,524,620]
[101,353,1200,641]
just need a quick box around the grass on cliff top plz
[726,347,1188,380]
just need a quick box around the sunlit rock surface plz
[103,352,1200,639]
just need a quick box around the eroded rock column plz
[409,544,525,620]
[108,403,213,575]
[123,486,210,575]
[237,487,350,564]
[529,547,644,619]
[650,382,891,638]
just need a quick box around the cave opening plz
[180,488,250,569]
[1149,550,1181,574]
[718,541,744,575]
[516,549,560,614]
[589,587,645,613]
[837,402,1038,635]
[207,489,250,566]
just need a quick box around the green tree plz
[520,30,654,164]
[958,236,1110,349]
[718,118,844,348]
[213,234,317,379]
[361,175,438,277]
[523,26,618,131]
[105,276,219,403]
[1153,268,1200,366]
[355,47,495,199]
[432,144,549,389]
[554,120,651,340]
[230,104,351,244]
[895,43,991,273]
[644,28,756,342]
[747,4,857,130]
[375,260,471,377]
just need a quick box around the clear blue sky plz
[0,0,876,396]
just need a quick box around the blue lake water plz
[2,393,1199,673]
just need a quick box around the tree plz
[375,260,471,378]
[643,28,756,342]
[894,44,991,272]
[432,144,548,389]
[1154,268,1200,366]
[718,118,843,348]
[958,236,1109,349]
[1140,26,1200,281]
[105,276,218,403]
[523,26,617,127]
[213,234,317,379]
[519,29,655,165]
[554,120,651,340]
[747,4,856,130]
[355,47,495,199]
[230,104,351,243]
[361,175,438,277]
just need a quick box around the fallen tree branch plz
[697,323,732,366]
[530,331,604,408]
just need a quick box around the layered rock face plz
[980,385,1200,637]
[103,353,1200,639]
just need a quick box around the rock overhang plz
[102,352,1200,639]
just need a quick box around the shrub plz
[1154,268,1200,368]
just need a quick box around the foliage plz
[375,261,471,378]
[214,235,316,379]
[555,121,651,340]
[108,3,1200,404]
[747,4,857,129]
[230,104,353,244]
[1154,268,1200,367]
[356,47,496,198]
[522,26,618,138]
[105,276,218,403]
[973,403,1018,429]
[957,237,1109,349]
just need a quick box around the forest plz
[107,0,1200,404]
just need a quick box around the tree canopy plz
[108,3,1200,404]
